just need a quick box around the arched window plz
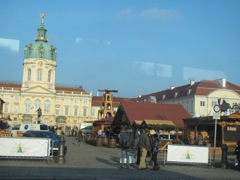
[74,106,78,116]
[83,106,87,117]
[34,100,41,111]
[27,69,31,81]
[65,106,69,116]
[44,100,51,114]
[56,105,60,116]
[25,99,31,112]
[48,70,51,82]
[14,103,19,114]
[37,69,42,81]
[4,102,9,113]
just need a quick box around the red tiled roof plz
[134,79,240,102]
[55,86,86,92]
[0,82,21,88]
[113,101,191,127]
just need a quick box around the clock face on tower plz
[213,105,220,113]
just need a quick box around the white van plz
[11,123,48,137]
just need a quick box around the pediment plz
[21,85,55,94]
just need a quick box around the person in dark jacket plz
[151,133,160,170]
[119,127,133,169]
[135,128,143,165]
[235,140,240,166]
[138,129,151,169]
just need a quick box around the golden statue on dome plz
[40,13,45,24]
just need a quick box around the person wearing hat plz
[138,129,151,169]
[151,133,160,170]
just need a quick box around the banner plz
[167,144,209,164]
[0,137,51,157]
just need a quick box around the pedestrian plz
[71,127,74,137]
[98,128,103,137]
[197,132,203,146]
[235,140,240,167]
[77,129,83,146]
[151,133,160,170]
[135,128,142,165]
[148,130,154,166]
[119,126,134,169]
[56,127,62,136]
[138,129,151,170]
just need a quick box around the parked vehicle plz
[11,123,48,137]
[0,120,11,130]
[22,130,67,156]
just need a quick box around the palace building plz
[0,14,93,130]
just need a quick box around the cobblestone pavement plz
[0,136,239,180]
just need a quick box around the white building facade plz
[135,78,240,117]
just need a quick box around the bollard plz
[221,144,228,169]
[57,136,66,164]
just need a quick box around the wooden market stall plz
[92,117,113,136]
[183,111,240,152]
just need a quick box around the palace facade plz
[0,15,93,129]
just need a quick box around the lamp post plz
[213,103,221,166]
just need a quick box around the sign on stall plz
[0,137,51,157]
[167,144,209,164]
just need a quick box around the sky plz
[0,0,240,98]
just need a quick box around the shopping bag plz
[234,158,238,166]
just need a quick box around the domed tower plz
[21,14,57,91]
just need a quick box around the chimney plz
[190,80,195,86]
[170,86,175,90]
[217,78,226,88]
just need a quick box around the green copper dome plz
[24,14,57,61]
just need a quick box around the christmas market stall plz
[183,111,240,152]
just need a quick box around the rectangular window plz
[74,107,78,116]
[91,109,95,117]
[4,103,9,113]
[199,100,206,113]
[14,104,19,114]
[200,101,205,106]
[65,106,69,116]
[83,107,87,117]
[56,107,60,116]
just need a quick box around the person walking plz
[135,128,142,166]
[119,127,133,169]
[138,129,151,170]
[151,133,160,170]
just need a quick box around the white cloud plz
[118,8,133,19]
[140,7,181,21]
[133,61,155,76]
[75,37,82,43]
[0,38,19,53]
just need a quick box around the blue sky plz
[0,0,239,98]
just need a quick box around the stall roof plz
[143,119,175,125]
[113,101,191,127]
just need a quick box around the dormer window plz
[162,95,166,100]
[187,89,192,95]
[174,92,178,98]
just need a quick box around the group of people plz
[119,127,160,170]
